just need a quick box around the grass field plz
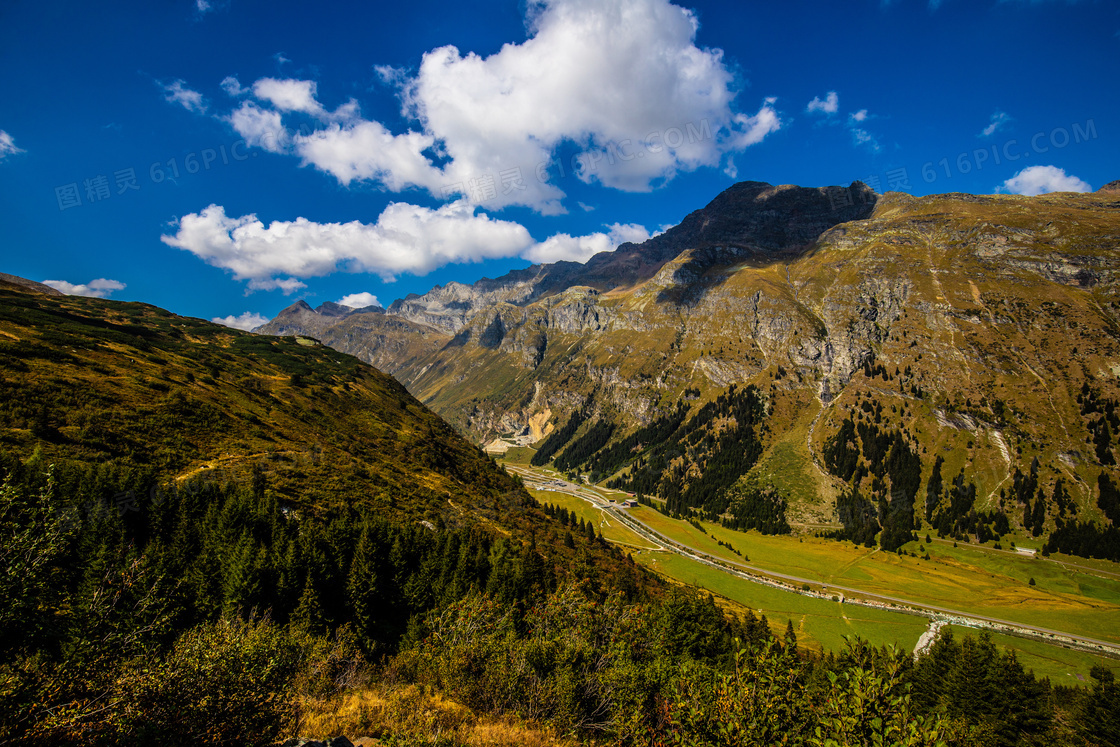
[635,551,928,654]
[529,489,660,550]
[511,461,1120,684]
[500,446,537,466]
[626,505,1120,645]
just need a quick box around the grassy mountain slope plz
[0,285,625,558]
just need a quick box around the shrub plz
[112,617,306,745]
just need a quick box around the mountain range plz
[259,178,1120,550]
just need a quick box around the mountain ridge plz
[269,180,878,337]
[260,180,1120,556]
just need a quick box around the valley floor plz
[506,460,1120,686]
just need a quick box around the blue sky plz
[1,0,1116,329]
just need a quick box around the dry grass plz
[286,684,577,746]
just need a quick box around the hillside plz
[0,283,658,576]
[258,180,1120,559]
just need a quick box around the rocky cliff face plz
[257,181,1120,531]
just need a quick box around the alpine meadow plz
[2,0,1119,745]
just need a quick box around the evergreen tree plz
[347,523,383,651]
[291,577,326,635]
[1031,490,1047,537]
[944,633,998,722]
[1077,666,1120,747]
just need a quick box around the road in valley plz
[507,464,1120,659]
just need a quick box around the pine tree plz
[291,576,326,635]
[944,633,998,723]
[222,531,263,616]
[1031,490,1047,537]
[347,524,382,650]
[1077,666,1120,747]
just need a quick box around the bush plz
[112,617,306,745]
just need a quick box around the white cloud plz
[220,75,247,97]
[374,64,408,87]
[806,91,839,115]
[725,99,782,150]
[227,101,289,153]
[294,120,443,190]
[160,79,207,114]
[196,0,211,12]
[207,0,780,213]
[252,78,326,117]
[845,110,880,151]
[850,128,879,151]
[42,278,126,298]
[521,222,653,264]
[337,292,381,309]
[804,95,878,151]
[723,156,738,179]
[161,201,536,290]
[981,110,1011,137]
[0,130,24,161]
[1000,165,1091,196]
[212,312,269,331]
[164,201,659,290]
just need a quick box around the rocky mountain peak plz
[374,180,878,333]
[314,301,354,317]
[0,273,65,296]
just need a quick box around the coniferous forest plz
[3,455,1118,746]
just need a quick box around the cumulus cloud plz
[160,79,207,114]
[227,101,289,153]
[161,201,536,290]
[981,110,1011,137]
[337,292,381,309]
[42,278,126,298]
[203,0,781,213]
[294,121,443,190]
[252,78,326,116]
[212,312,270,331]
[0,130,24,161]
[164,201,657,291]
[1000,165,1091,196]
[806,91,839,115]
[522,222,653,264]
